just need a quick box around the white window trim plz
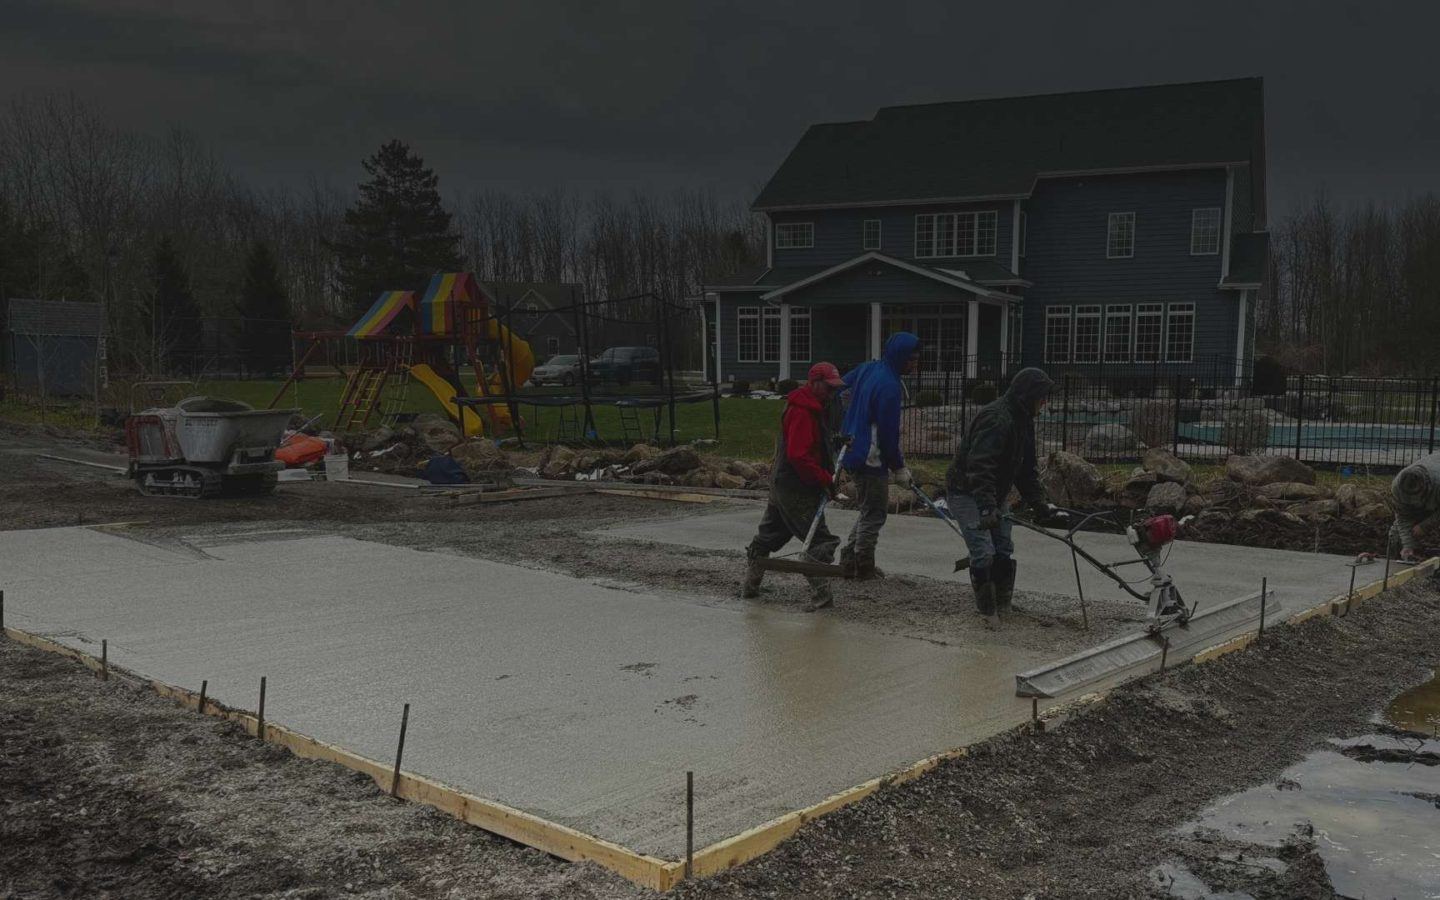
[789,307,812,364]
[761,307,782,363]
[736,306,760,363]
[1164,302,1196,364]
[1104,304,1133,364]
[774,222,814,250]
[1072,305,1102,364]
[913,210,999,259]
[1134,302,1164,364]
[1044,305,1072,365]
[1190,207,1222,256]
[1107,211,1136,259]
[862,219,882,251]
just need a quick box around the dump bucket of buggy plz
[125,397,299,498]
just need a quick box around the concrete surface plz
[602,507,1362,619]
[2,526,1047,858]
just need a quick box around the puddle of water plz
[1387,669,1440,736]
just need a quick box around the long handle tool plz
[910,484,972,572]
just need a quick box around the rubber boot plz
[971,565,1000,628]
[855,550,886,580]
[742,553,766,599]
[993,556,1017,613]
[804,578,835,612]
[839,546,857,579]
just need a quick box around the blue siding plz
[714,293,778,382]
[1018,170,1241,371]
[771,201,1014,271]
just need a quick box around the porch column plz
[1234,289,1249,387]
[778,302,792,380]
[869,302,882,359]
[998,300,1010,376]
[966,299,980,379]
[712,294,723,384]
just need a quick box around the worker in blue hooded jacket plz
[837,331,920,579]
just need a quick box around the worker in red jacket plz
[742,362,848,610]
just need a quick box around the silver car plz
[530,354,582,386]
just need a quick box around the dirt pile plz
[533,443,768,490]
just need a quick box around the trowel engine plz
[1126,514,1190,630]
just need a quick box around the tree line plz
[0,94,763,378]
[1259,191,1440,376]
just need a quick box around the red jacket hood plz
[785,385,824,412]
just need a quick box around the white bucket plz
[323,453,350,481]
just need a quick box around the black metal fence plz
[902,359,1440,471]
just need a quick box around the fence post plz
[1294,374,1306,461]
[1061,374,1070,452]
[1429,377,1437,456]
[1171,374,1182,454]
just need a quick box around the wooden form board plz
[6,554,1435,891]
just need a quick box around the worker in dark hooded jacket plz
[946,367,1060,622]
[1389,451,1440,561]
[837,332,920,579]
[743,362,849,610]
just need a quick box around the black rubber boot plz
[971,565,1000,627]
[993,556,1017,613]
[839,546,857,578]
[855,550,885,580]
[742,548,766,598]
[804,578,835,612]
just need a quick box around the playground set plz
[269,272,534,438]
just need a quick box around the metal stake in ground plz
[391,703,410,797]
[1070,544,1089,630]
[685,771,695,880]
[1,588,5,633]
[1384,534,1393,591]
[257,676,267,741]
[1258,577,1268,635]
[101,639,108,680]
[198,679,208,715]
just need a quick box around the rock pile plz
[533,443,768,490]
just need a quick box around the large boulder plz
[1182,494,1211,516]
[1221,409,1270,454]
[540,445,578,479]
[1041,451,1107,507]
[1123,469,1161,495]
[725,459,760,482]
[632,446,703,477]
[413,413,462,453]
[1290,499,1340,520]
[450,440,512,476]
[624,443,660,464]
[1256,481,1329,502]
[361,425,395,452]
[1335,482,1388,513]
[713,471,747,490]
[1084,424,1141,455]
[1128,399,1176,450]
[1225,455,1316,487]
[1146,481,1188,513]
[1355,502,1394,525]
[1142,448,1191,485]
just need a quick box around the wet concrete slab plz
[602,507,1362,619]
[1,526,1047,858]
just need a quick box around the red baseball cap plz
[808,362,846,387]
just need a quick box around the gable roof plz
[480,281,582,311]
[754,78,1265,211]
[759,253,1011,303]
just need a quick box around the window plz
[1073,305,1102,364]
[546,336,560,356]
[863,219,882,250]
[1134,303,1164,363]
[1019,211,1027,257]
[880,304,966,373]
[1104,304,1132,363]
[737,306,760,362]
[1007,304,1023,363]
[762,307,782,362]
[1107,212,1135,258]
[774,222,813,249]
[1190,207,1221,255]
[789,308,812,363]
[1165,303,1195,363]
[1044,306,1072,364]
[914,211,999,257]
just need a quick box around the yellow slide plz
[408,363,487,437]
[485,318,535,399]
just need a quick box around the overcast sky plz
[4,0,1438,217]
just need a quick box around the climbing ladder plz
[380,343,416,426]
[337,364,391,431]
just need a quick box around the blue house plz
[702,78,1268,388]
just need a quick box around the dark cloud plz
[3,0,1439,212]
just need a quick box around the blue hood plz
[882,332,920,373]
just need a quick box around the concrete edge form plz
[0,626,684,892]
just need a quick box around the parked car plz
[530,354,582,386]
[588,346,661,385]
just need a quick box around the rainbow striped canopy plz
[418,272,488,335]
[347,290,417,338]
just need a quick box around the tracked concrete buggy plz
[125,397,299,498]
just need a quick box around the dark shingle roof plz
[6,298,104,337]
[755,78,1264,209]
[1224,232,1269,286]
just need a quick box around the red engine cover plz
[1141,514,1178,547]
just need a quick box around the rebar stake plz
[1349,564,1357,601]
[1,589,6,633]
[257,676,267,741]
[1158,635,1170,673]
[685,771,695,880]
[101,639,108,681]
[1031,697,1039,726]
[1070,545,1089,630]
[1258,577,1268,636]
[391,703,410,797]
[198,679,208,715]
[1384,536,1393,592]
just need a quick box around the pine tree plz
[147,235,203,374]
[238,240,291,375]
[334,140,461,312]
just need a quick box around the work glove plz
[977,508,1001,530]
[825,480,840,501]
[891,466,914,488]
[1031,501,1065,524]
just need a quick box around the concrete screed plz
[3,525,1047,859]
[603,506,1361,622]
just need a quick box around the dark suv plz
[588,346,661,385]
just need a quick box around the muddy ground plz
[4,425,1438,898]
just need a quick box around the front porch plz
[703,252,1023,384]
